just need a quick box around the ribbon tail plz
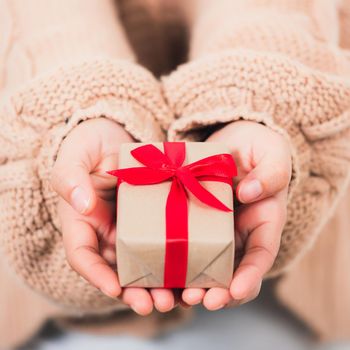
[184,153,237,178]
[178,171,232,212]
[164,177,188,288]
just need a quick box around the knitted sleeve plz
[0,0,171,311]
[162,0,350,275]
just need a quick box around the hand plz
[51,118,175,315]
[181,120,292,310]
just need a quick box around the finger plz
[121,288,154,316]
[203,288,231,311]
[231,196,285,300]
[150,288,175,312]
[236,149,291,204]
[81,197,116,266]
[230,265,263,302]
[62,215,121,298]
[100,243,116,266]
[182,288,206,306]
[51,139,97,215]
[226,281,262,308]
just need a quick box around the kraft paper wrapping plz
[116,142,234,288]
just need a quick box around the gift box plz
[108,142,237,288]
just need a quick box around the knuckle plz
[239,262,263,280]
[252,244,277,266]
[260,243,278,262]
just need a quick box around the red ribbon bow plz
[108,142,237,288]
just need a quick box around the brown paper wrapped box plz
[115,142,235,288]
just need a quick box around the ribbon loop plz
[164,142,186,167]
[131,144,173,169]
[108,167,173,185]
[184,154,237,179]
[176,168,232,212]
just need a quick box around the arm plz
[0,0,171,312]
[163,0,350,276]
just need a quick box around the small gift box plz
[108,142,237,288]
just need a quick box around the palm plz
[58,184,116,267]
[231,146,279,269]
[209,121,288,268]
[181,120,291,309]
[89,171,118,266]
[55,118,177,314]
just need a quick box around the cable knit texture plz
[162,0,350,275]
[1,0,350,314]
[0,0,171,311]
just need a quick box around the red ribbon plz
[108,142,237,288]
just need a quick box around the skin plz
[183,120,291,309]
[51,118,292,314]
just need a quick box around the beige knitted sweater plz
[0,0,350,314]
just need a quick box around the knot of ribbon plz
[108,142,237,288]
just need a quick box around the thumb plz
[51,157,97,216]
[236,155,291,204]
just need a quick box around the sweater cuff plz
[11,58,170,138]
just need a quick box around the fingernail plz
[71,186,90,214]
[239,179,263,202]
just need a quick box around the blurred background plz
[18,282,350,350]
